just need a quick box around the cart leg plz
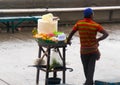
[63,47,66,83]
[36,69,40,85]
[36,46,42,85]
[45,48,51,85]
[53,72,57,78]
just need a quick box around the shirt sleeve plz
[97,24,104,31]
[73,22,79,31]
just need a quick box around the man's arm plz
[97,29,109,42]
[67,30,77,45]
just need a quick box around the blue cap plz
[84,8,93,18]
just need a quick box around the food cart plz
[31,13,73,85]
[34,40,68,85]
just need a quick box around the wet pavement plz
[0,23,120,85]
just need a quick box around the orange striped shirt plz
[73,18,103,54]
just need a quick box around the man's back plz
[73,18,103,54]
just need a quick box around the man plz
[67,8,109,85]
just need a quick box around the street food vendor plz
[67,8,109,85]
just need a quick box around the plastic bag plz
[50,48,63,69]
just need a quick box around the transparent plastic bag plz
[50,48,63,69]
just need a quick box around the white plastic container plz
[37,13,58,34]
[37,19,58,34]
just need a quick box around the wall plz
[0,0,120,9]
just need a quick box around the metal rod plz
[0,6,120,13]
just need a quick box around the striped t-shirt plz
[73,18,104,54]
